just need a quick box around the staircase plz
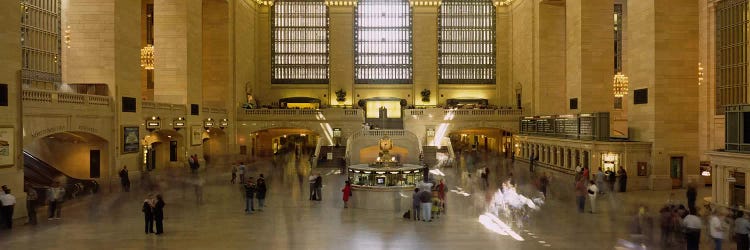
[422,146,437,167]
[316,146,347,168]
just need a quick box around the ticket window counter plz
[602,153,620,172]
[349,170,424,187]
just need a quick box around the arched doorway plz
[25,131,109,180]
[250,128,319,157]
[202,128,227,165]
[143,130,185,171]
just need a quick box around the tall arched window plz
[355,0,413,84]
[438,0,495,84]
[272,0,329,84]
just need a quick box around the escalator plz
[23,151,99,201]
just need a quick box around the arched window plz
[272,0,329,84]
[438,0,495,84]
[355,0,413,84]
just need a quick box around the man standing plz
[734,211,750,250]
[315,174,323,201]
[244,178,256,213]
[309,174,317,200]
[119,166,130,192]
[256,177,267,211]
[0,185,16,229]
[709,210,727,250]
[418,188,432,222]
[683,209,703,250]
[595,168,606,194]
[25,184,38,225]
[686,182,697,212]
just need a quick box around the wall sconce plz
[64,26,71,48]
[173,117,186,130]
[219,118,229,129]
[203,118,215,130]
[146,116,161,131]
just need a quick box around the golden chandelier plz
[140,44,154,70]
[613,72,629,98]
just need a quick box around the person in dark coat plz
[119,166,130,192]
[314,175,323,201]
[142,194,155,234]
[154,194,165,235]
[618,168,628,192]
[686,182,697,212]
[256,177,267,211]
[244,178,256,213]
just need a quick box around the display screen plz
[376,177,385,185]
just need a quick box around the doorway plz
[670,156,684,189]
[89,150,100,178]
[169,141,177,162]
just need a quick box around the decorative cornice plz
[325,0,357,6]
[409,0,441,7]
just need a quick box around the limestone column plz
[534,0,566,115]
[565,0,614,113]
[627,0,699,189]
[0,0,26,218]
[154,0,204,157]
[328,3,355,106]
[413,4,438,106]
[496,6,512,106]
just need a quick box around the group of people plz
[243,174,267,213]
[0,181,66,230]
[141,194,165,235]
[572,166,629,214]
[410,180,446,222]
[231,162,247,184]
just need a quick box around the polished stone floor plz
[0,151,713,249]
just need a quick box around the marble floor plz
[0,152,714,250]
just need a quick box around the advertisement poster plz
[0,127,14,167]
[122,126,140,154]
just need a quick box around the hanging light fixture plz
[613,72,629,98]
[140,44,154,70]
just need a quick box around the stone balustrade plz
[22,89,111,108]
[237,107,365,121]
[404,108,523,121]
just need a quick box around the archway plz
[143,129,186,171]
[449,127,514,157]
[25,131,110,180]
[250,128,319,157]
[202,128,227,165]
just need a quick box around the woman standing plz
[154,194,165,235]
[256,178,267,211]
[142,194,155,234]
[342,181,352,208]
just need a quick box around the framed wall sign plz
[191,125,203,146]
[122,126,140,154]
[0,127,15,167]
[637,162,648,177]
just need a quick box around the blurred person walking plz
[342,181,352,208]
[412,188,421,221]
[683,209,702,250]
[256,177,267,211]
[238,162,247,184]
[595,168,606,194]
[119,166,130,192]
[47,182,65,220]
[587,181,598,213]
[709,210,727,250]
[734,211,750,250]
[309,174,317,200]
[231,163,237,184]
[618,168,628,192]
[25,184,38,225]
[244,177,256,213]
[315,174,323,201]
[575,178,586,213]
[418,188,433,222]
[686,182,697,212]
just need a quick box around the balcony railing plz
[405,108,523,121]
[22,89,111,107]
[237,108,364,121]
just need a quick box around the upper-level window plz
[716,0,749,114]
[438,0,495,84]
[272,0,329,84]
[355,0,413,84]
[614,4,623,74]
[20,0,62,89]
